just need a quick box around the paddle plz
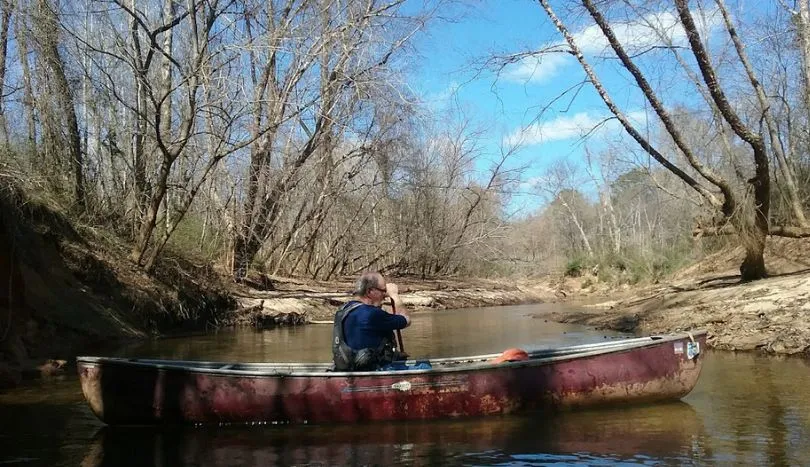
[391,298,405,354]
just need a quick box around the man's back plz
[343,301,407,350]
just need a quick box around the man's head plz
[354,271,387,306]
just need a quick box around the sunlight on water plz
[1,303,810,466]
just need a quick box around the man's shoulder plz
[343,301,379,314]
[352,303,399,324]
[355,303,382,314]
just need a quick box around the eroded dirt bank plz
[534,272,810,355]
[534,240,810,356]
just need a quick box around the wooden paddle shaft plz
[391,299,405,352]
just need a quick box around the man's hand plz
[385,282,399,300]
[385,282,410,326]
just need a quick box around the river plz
[1,303,809,466]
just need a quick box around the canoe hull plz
[78,332,706,425]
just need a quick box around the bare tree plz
[715,0,806,227]
[533,0,810,280]
[584,148,622,255]
[77,0,240,270]
[231,0,431,281]
[536,159,594,258]
[30,0,85,208]
[781,0,810,114]
[397,118,513,276]
[13,1,36,150]
[0,0,12,147]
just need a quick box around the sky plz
[407,0,730,216]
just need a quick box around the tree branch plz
[693,225,810,237]
[538,0,723,210]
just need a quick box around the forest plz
[0,0,809,286]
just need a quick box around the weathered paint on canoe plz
[77,332,706,425]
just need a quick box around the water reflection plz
[686,351,810,466]
[80,403,705,467]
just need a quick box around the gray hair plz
[353,271,382,296]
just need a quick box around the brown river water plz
[1,303,810,466]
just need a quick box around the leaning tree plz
[523,0,810,280]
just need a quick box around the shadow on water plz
[0,392,100,466]
[80,402,706,466]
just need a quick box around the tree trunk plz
[129,0,148,229]
[160,0,174,139]
[0,0,12,148]
[232,230,262,281]
[601,192,621,254]
[14,8,36,150]
[34,0,85,208]
[740,230,767,281]
[675,0,770,280]
[798,0,810,114]
[716,0,807,227]
[132,158,171,265]
[156,0,174,238]
[232,142,273,281]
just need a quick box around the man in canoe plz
[332,271,411,371]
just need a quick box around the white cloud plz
[505,112,603,146]
[504,109,648,147]
[424,81,460,103]
[503,7,724,84]
[575,8,723,55]
[502,53,568,84]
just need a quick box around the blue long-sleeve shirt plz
[343,301,408,350]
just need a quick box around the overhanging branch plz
[693,225,810,238]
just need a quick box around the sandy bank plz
[537,270,810,356]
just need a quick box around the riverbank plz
[228,262,810,357]
[224,275,560,327]
[227,237,810,357]
[534,271,810,355]
[226,241,810,358]
[536,238,810,356]
[0,180,562,388]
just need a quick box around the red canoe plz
[77,331,706,426]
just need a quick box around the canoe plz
[77,331,706,426]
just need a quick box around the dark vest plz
[332,301,397,371]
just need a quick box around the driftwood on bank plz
[224,283,558,328]
[229,299,310,329]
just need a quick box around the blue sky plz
[407,0,730,215]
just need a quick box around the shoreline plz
[224,277,561,327]
[3,270,809,390]
[535,271,810,356]
[226,269,810,357]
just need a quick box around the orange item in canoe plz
[491,348,530,364]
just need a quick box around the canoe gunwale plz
[76,331,706,378]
